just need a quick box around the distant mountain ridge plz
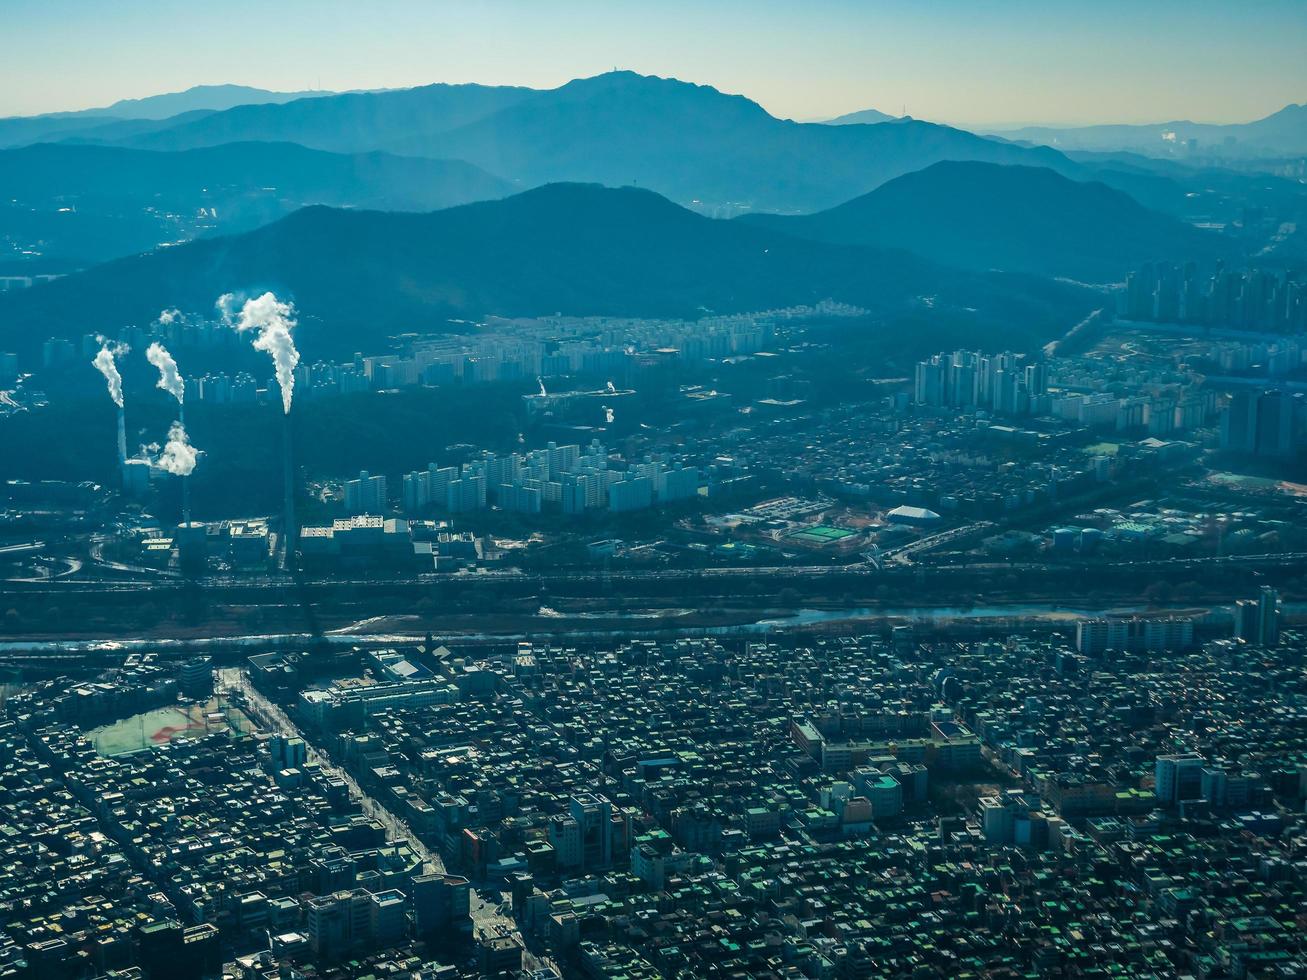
[94,84,338,120]
[990,103,1307,159]
[822,108,900,125]
[0,183,1093,360]
[4,72,1290,220]
[739,161,1234,282]
[0,140,509,209]
[0,141,511,266]
[4,73,1299,220]
[110,81,536,157]
[0,85,339,148]
[66,71,1078,212]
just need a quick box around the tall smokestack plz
[145,340,191,524]
[282,411,296,565]
[116,406,127,467]
[219,290,300,565]
[94,339,129,473]
[180,408,190,527]
[225,292,299,414]
[147,422,199,567]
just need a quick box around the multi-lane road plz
[9,547,1307,594]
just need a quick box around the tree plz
[1143,581,1173,605]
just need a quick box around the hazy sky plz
[2,0,1305,125]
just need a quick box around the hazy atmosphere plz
[2,4,1307,979]
[3,0,1306,124]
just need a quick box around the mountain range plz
[1,72,1295,232]
[85,84,340,120]
[821,108,900,126]
[0,85,340,148]
[0,141,510,265]
[0,183,1094,360]
[990,103,1307,160]
[48,72,1075,213]
[740,161,1232,283]
[1,71,1294,368]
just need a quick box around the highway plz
[87,534,182,579]
[8,548,1307,595]
[0,541,45,556]
[880,521,996,566]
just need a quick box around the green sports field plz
[88,698,255,756]
[786,525,857,545]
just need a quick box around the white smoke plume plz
[92,340,129,408]
[229,291,300,414]
[152,421,198,476]
[146,342,184,405]
[215,292,239,326]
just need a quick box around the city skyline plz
[2,0,1306,125]
[2,4,1306,977]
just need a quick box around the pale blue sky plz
[2,0,1304,125]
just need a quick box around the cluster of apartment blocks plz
[291,628,1307,976]
[369,306,789,392]
[31,303,867,418]
[200,305,772,404]
[1218,387,1303,457]
[1050,334,1303,452]
[914,347,1225,438]
[911,337,1300,459]
[1075,587,1282,657]
[1122,262,1307,333]
[1197,335,1307,376]
[913,349,1047,416]
[366,309,778,390]
[37,306,788,406]
[1051,386,1218,437]
[342,440,701,518]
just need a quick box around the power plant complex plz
[86,292,302,568]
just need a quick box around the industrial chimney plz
[282,411,296,566]
[180,404,190,527]
[116,405,127,467]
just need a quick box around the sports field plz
[1083,442,1121,456]
[89,698,255,756]
[786,525,857,545]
